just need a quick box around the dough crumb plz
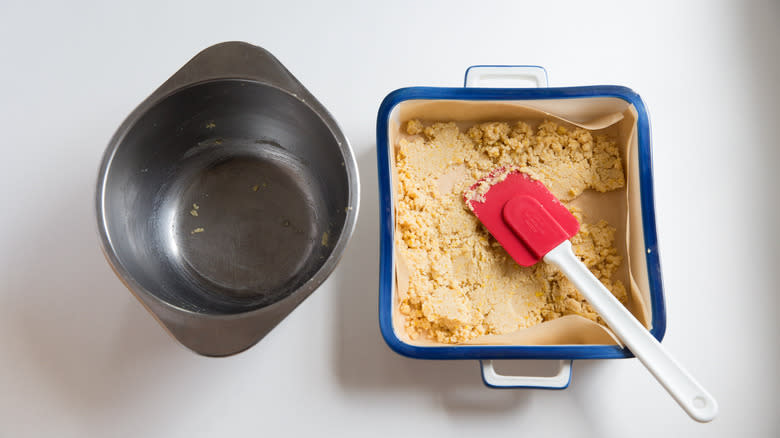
[191,227,205,234]
[321,232,329,247]
[406,119,424,135]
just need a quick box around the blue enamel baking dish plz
[376,66,666,389]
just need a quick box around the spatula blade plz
[464,169,580,266]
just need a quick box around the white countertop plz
[1,1,777,436]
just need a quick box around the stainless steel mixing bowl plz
[96,42,359,356]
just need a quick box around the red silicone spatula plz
[465,168,718,423]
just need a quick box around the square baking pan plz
[376,66,667,388]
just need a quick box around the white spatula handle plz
[544,240,718,422]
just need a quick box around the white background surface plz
[0,1,777,436]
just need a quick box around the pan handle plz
[464,65,549,88]
[466,65,568,389]
[480,360,572,389]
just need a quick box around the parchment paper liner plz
[388,98,652,347]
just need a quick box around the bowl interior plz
[101,80,350,315]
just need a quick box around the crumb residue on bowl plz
[395,119,626,343]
